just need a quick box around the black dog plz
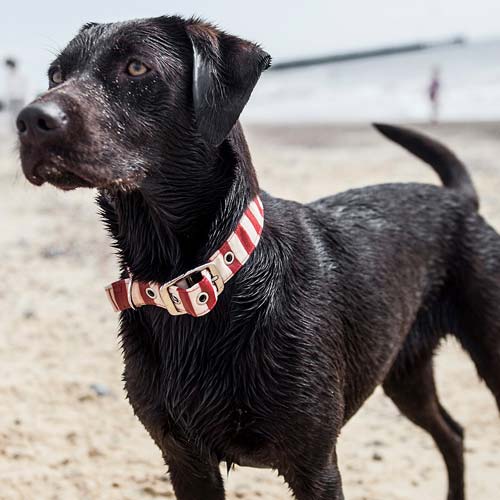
[17,16,500,500]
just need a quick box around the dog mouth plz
[20,143,145,192]
[29,161,95,190]
[20,144,116,191]
[23,158,96,191]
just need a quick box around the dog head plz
[17,16,271,191]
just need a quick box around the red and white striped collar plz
[105,195,264,317]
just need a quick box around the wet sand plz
[0,122,499,499]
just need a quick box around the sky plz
[2,0,500,93]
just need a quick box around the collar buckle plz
[159,262,224,316]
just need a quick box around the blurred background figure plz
[4,57,27,131]
[428,66,441,124]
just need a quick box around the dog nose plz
[17,102,68,145]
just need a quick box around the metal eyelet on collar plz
[224,251,235,265]
[145,287,157,299]
[197,292,209,305]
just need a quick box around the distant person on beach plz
[4,58,28,129]
[428,67,441,124]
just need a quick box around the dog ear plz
[79,22,99,33]
[186,22,271,146]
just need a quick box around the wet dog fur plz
[17,16,500,500]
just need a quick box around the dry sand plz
[0,122,499,499]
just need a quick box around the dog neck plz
[99,122,259,284]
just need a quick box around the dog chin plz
[21,149,143,191]
[26,162,95,190]
[45,174,94,191]
[22,156,124,191]
[40,169,140,192]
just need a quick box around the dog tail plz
[373,123,479,210]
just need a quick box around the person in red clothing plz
[428,66,441,124]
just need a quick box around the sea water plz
[243,39,500,123]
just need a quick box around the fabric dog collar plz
[105,196,264,317]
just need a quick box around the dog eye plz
[50,68,64,85]
[127,60,150,77]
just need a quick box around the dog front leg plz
[166,455,225,500]
[283,454,345,500]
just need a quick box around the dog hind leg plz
[455,297,500,411]
[383,357,465,500]
[456,334,500,411]
[454,220,500,412]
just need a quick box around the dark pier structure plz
[271,36,466,71]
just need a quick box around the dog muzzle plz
[105,195,264,317]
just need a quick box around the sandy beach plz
[0,122,499,499]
